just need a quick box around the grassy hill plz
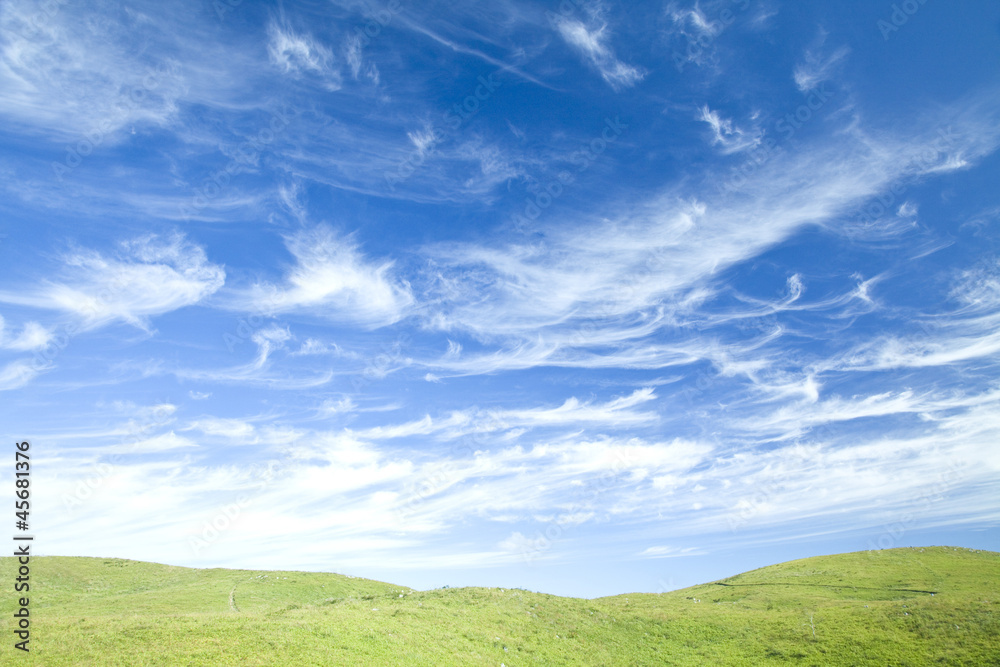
[1,546,997,665]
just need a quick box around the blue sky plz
[1,0,999,597]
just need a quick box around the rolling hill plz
[1,546,997,665]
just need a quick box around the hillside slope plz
[1,546,997,665]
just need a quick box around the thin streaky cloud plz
[554,17,646,90]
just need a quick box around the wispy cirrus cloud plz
[793,33,850,92]
[554,17,645,90]
[697,105,762,154]
[229,225,413,329]
[413,98,1000,378]
[35,384,1000,573]
[0,359,43,391]
[828,261,1000,372]
[185,417,258,443]
[166,326,335,390]
[637,545,706,558]
[354,387,660,441]
[267,18,342,90]
[0,0,185,139]
[0,233,225,331]
[0,316,52,351]
[343,34,379,83]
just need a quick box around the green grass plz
[1,546,998,665]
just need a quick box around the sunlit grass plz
[1,546,997,665]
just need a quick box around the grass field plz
[1,546,997,665]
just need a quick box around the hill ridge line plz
[713,582,939,594]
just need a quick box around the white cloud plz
[0,359,43,391]
[355,388,660,441]
[31,378,1000,574]
[100,431,197,454]
[398,18,550,89]
[186,418,257,442]
[734,390,929,441]
[793,40,849,92]
[167,324,333,390]
[498,531,549,555]
[663,3,728,70]
[554,18,646,90]
[170,359,335,391]
[502,388,660,428]
[251,326,292,369]
[237,226,413,328]
[345,34,363,79]
[408,127,438,155]
[637,545,705,558]
[0,317,52,351]
[0,233,225,331]
[666,4,723,39]
[292,338,343,356]
[697,105,761,154]
[319,396,357,416]
[343,33,378,83]
[267,19,341,90]
[829,263,1000,371]
[415,97,1000,377]
[0,1,186,139]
